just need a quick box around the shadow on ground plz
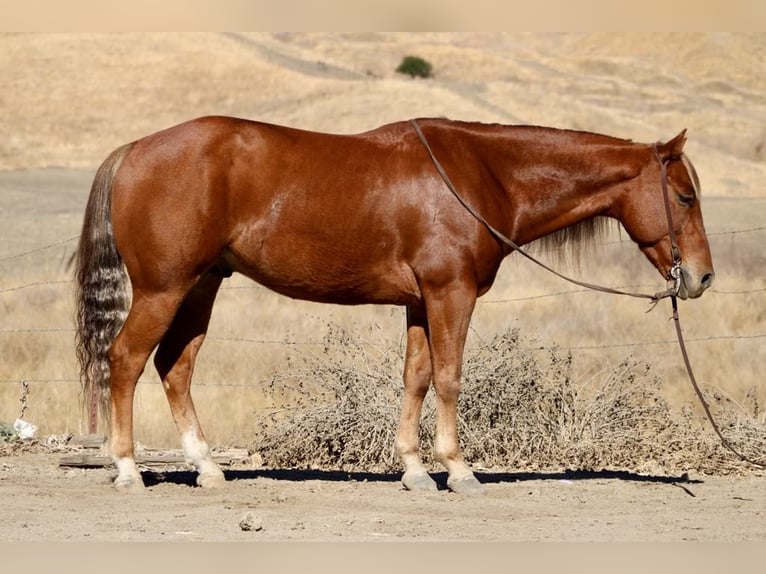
[141,467,702,490]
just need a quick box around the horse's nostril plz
[701,272,714,288]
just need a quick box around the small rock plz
[239,512,263,532]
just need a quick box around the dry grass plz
[252,323,765,475]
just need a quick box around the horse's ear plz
[657,129,687,160]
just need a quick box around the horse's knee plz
[403,356,432,397]
[432,374,461,400]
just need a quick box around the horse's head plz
[618,131,714,299]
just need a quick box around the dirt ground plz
[0,445,763,543]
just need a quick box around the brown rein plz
[412,118,765,470]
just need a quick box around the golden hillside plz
[2,32,765,196]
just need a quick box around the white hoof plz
[402,471,438,492]
[113,457,145,493]
[113,475,145,493]
[447,473,485,495]
[197,470,226,489]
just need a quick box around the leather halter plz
[653,144,683,295]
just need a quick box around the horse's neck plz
[481,128,642,244]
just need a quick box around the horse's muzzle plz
[677,265,715,299]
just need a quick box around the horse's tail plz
[74,142,134,431]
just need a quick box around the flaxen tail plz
[74,143,134,431]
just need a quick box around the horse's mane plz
[531,216,619,270]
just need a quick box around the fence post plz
[89,384,98,434]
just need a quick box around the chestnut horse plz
[75,116,714,494]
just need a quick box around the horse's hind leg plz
[153,272,225,488]
[110,289,188,492]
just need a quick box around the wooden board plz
[59,447,250,468]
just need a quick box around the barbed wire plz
[1,326,764,350]
[0,279,72,294]
[0,328,74,334]
[707,225,766,237]
[0,236,78,262]
[482,285,766,303]
[0,377,268,390]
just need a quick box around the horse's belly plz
[221,240,421,306]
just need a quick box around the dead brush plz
[677,385,766,474]
[455,331,678,472]
[252,321,408,472]
[252,322,765,475]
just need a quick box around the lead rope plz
[413,119,765,469]
[654,148,766,469]
[669,295,765,468]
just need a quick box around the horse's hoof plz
[402,471,438,492]
[197,471,226,489]
[447,473,485,495]
[113,476,146,493]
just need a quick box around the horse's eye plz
[677,193,695,207]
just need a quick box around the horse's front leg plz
[423,282,485,495]
[396,306,438,492]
